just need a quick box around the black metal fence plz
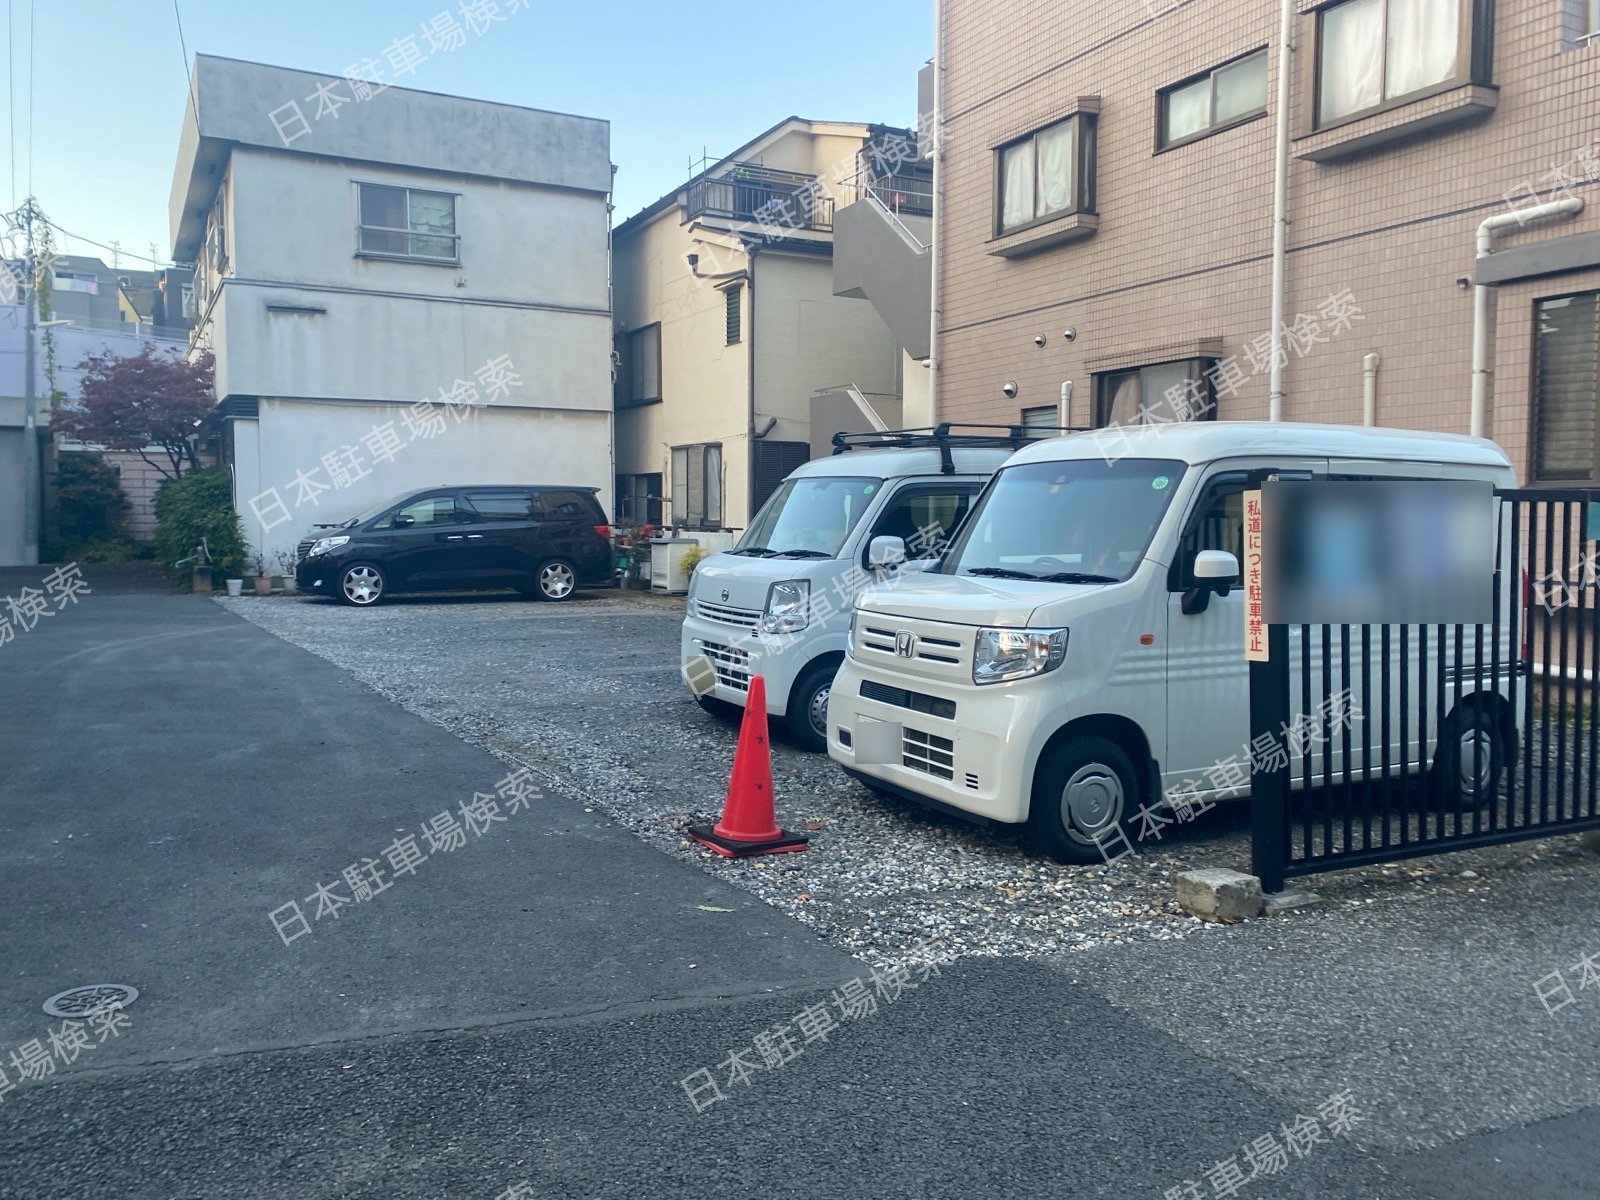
[1250,487,1600,892]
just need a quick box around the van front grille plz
[700,640,751,692]
[902,728,955,780]
[860,679,956,721]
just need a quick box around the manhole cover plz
[42,984,138,1019]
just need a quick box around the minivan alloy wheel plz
[538,560,577,601]
[340,565,384,606]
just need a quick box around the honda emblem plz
[895,630,916,658]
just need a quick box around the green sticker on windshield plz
[863,484,876,495]
[1152,476,1170,490]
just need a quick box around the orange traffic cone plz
[687,676,809,858]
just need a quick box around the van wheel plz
[786,661,837,753]
[1027,735,1140,865]
[1430,705,1505,813]
[534,558,578,601]
[336,562,386,607]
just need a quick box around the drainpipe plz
[1362,352,1379,426]
[1266,0,1296,422]
[926,0,943,427]
[1471,196,1584,438]
[746,241,758,529]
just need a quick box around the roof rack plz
[830,423,1091,474]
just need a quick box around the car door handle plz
[467,534,485,540]
[444,535,465,541]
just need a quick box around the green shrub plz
[153,467,247,587]
[47,452,130,560]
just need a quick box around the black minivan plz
[294,485,613,607]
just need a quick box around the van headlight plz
[759,580,810,635]
[307,535,350,557]
[973,627,1068,685]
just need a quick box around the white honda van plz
[827,422,1520,863]
[682,427,1049,750]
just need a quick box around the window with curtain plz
[670,443,725,528]
[1534,292,1600,482]
[1158,50,1269,148]
[1317,0,1462,126]
[996,113,1095,234]
[1093,359,1218,427]
[356,183,459,261]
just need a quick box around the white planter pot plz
[225,579,244,598]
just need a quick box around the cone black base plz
[686,824,810,858]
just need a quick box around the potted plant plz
[275,548,299,594]
[250,553,272,596]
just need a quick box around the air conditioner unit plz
[650,538,697,594]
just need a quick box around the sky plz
[6,0,931,271]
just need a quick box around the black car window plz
[537,491,593,519]
[382,495,467,528]
[464,491,535,521]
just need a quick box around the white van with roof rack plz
[682,425,1074,751]
[827,422,1521,862]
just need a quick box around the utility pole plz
[7,197,42,564]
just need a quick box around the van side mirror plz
[1182,549,1240,616]
[868,535,907,570]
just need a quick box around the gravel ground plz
[216,590,1597,965]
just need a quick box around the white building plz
[169,54,614,559]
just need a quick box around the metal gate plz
[1250,487,1600,893]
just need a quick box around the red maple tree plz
[56,347,217,479]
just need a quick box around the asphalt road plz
[0,569,1594,1198]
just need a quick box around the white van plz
[827,422,1520,862]
[682,428,1047,750]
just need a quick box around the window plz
[382,495,467,528]
[464,491,534,520]
[739,476,880,558]
[538,491,600,520]
[725,285,742,345]
[1533,292,1600,482]
[357,183,459,261]
[1172,474,1248,589]
[671,443,723,528]
[617,474,663,526]
[997,113,1096,235]
[866,486,982,564]
[619,323,662,408]
[1316,0,1463,126]
[1094,359,1217,426]
[1586,0,1600,40]
[1159,50,1269,148]
[1021,406,1059,435]
[180,283,196,320]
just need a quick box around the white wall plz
[239,398,612,560]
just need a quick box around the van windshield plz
[942,458,1188,583]
[734,476,881,559]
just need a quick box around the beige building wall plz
[614,120,905,531]
[935,0,1600,483]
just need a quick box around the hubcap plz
[808,683,831,740]
[1456,729,1495,796]
[342,566,382,605]
[1060,762,1125,846]
[540,563,575,599]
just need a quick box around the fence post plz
[1250,621,1291,894]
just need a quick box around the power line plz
[41,218,176,269]
[172,0,200,133]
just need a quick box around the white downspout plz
[1266,0,1296,422]
[927,0,943,428]
[1471,197,1584,438]
[1362,352,1379,426]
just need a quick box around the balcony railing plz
[682,163,834,234]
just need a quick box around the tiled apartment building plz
[933,0,1600,482]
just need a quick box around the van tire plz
[1429,705,1505,813]
[336,562,387,607]
[1027,735,1141,865]
[786,660,837,753]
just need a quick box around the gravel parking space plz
[217,590,1593,964]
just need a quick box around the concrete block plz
[1579,830,1600,854]
[1176,868,1264,922]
